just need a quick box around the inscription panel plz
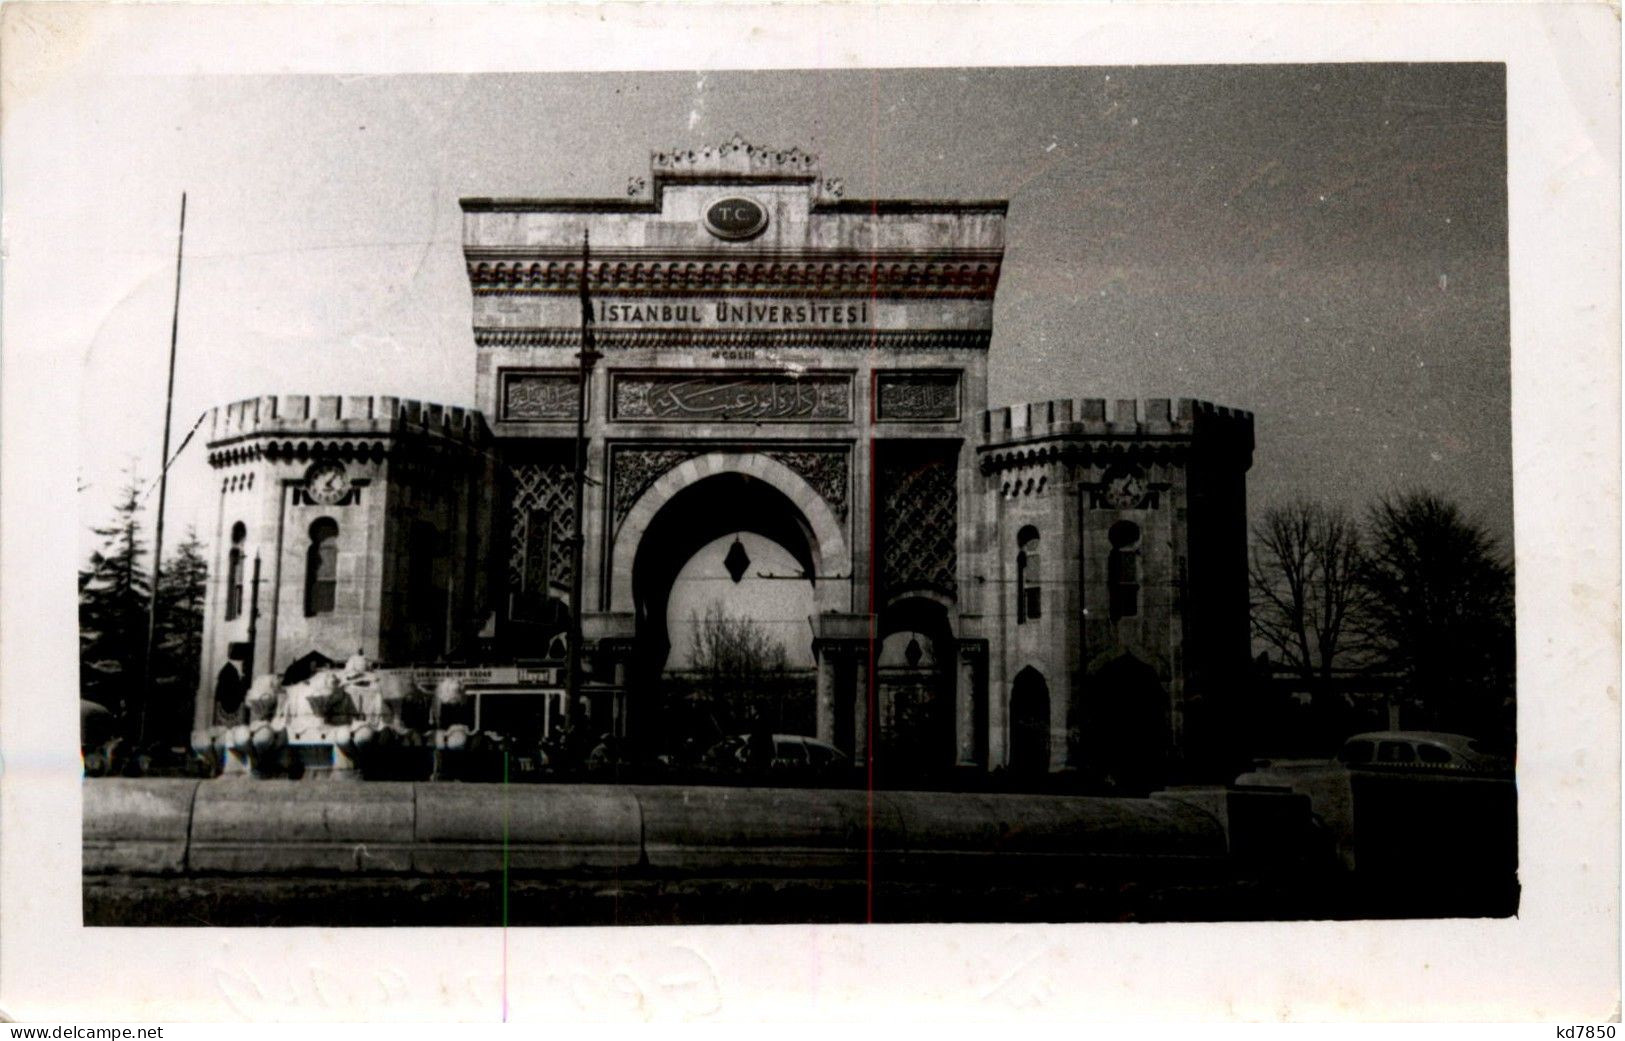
[612,372,852,423]
[502,371,579,421]
[877,371,962,422]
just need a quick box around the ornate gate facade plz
[461,138,1003,769]
[194,139,1255,783]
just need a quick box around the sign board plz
[383,665,565,691]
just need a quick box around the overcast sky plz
[45,65,1509,559]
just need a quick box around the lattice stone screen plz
[878,449,958,598]
[507,460,575,601]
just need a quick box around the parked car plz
[1240,729,1517,900]
[1336,731,1511,777]
[700,733,850,777]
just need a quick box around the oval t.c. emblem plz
[704,197,769,240]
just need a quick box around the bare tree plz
[1359,492,1514,737]
[1250,500,1369,689]
[687,601,790,727]
[688,600,788,679]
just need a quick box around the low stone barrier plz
[413,783,642,874]
[637,785,891,874]
[83,779,1308,882]
[81,778,199,874]
[190,781,417,874]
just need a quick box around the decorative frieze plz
[501,371,578,421]
[474,328,992,352]
[877,371,961,421]
[612,372,851,423]
[979,440,1193,475]
[464,254,1002,299]
[208,438,392,468]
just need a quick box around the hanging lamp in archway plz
[904,633,924,668]
[723,535,752,584]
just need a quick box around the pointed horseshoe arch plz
[609,451,852,615]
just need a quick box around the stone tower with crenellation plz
[978,396,1253,783]
[193,394,495,726]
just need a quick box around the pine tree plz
[152,527,208,745]
[79,466,151,724]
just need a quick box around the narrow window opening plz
[1016,525,1041,623]
[225,521,246,621]
[1108,520,1141,620]
[304,518,339,617]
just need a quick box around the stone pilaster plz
[852,652,870,766]
[955,640,985,767]
[814,644,837,745]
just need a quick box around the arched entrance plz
[875,595,956,779]
[1083,651,1169,791]
[213,663,245,724]
[614,455,850,758]
[1009,667,1051,776]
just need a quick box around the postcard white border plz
[1,1,1617,1022]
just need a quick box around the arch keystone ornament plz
[704,196,769,240]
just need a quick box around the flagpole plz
[140,192,187,748]
[568,229,602,726]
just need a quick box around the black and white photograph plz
[1,1,1617,1023]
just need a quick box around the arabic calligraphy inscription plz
[503,372,579,421]
[877,372,961,421]
[613,373,851,423]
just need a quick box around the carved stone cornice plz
[207,437,393,469]
[207,434,480,470]
[464,253,1002,298]
[978,439,1193,476]
[461,137,1006,215]
[474,328,992,351]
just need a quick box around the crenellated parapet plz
[978,398,1254,474]
[203,394,490,468]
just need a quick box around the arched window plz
[225,522,246,621]
[1016,525,1042,623]
[1108,520,1141,619]
[304,518,339,617]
